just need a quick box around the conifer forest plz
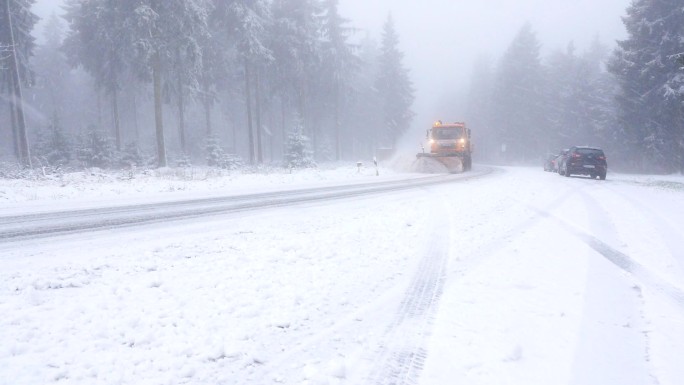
[1,0,683,173]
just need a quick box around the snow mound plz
[384,153,461,174]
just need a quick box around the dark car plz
[544,153,558,172]
[560,146,607,180]
[555,149,570,175]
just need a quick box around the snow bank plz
[0,163,415,214]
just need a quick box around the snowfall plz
[1,157,683,385]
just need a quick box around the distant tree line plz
[467,1,684,173]
[0,0,415,170]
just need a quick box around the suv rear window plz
[576,148,604,156]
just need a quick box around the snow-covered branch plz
[671,52,684,69]
[0,44,11,69]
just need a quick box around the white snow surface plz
[1,162,684,385]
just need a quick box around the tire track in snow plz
[597,182,684,277]
[573,190,657,385]
[576,190,684,307]
[523,199,684,308]
[366,193,450,385]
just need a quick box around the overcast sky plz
[32,0,632,141]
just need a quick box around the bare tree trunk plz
[132,90,139,142]
[225,94,236,152]
[153,53,167,167]
[6,77,20,158]
[245,59,255,164]
[280,97,287,140]
[269,110,275,162]
[6,0,30,167]
[334,80,341,161]
[96,88,103,128]
[112,88,121,150]
[177,62,186,153]
[255,70,263,164]
[204,95,212,136]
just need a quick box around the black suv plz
[560,146,607,180]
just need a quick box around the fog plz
[33,0,630,139]
[339,0,630,145]
[11,0,670,172]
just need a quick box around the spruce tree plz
[283,117,316,169]
[34,115,72,168]
[320,0,357,160]
[31,13,70,123]
[63,0,136,151]
[465,55,495,160]
[77,125,115,169]
[0,0,38,165]
[119,142,145,169]
[609,0,684,172]
[205,135,244,170]
[271,0,323,141]
[205,134,226,168]
[348,34,382,157]
[375,14,414,150]
[490,23,546,162]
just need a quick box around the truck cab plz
[427,121,471,156]
[417,121,473,172]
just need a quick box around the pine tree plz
[126,0,211,167]
[609,0,684,172]
[205,134,225,167]
[205,134,243,170]
[283,117,316,168]
[0,0,38,165]
[33,115,72,168]
[545,41,617,152]
[31,13,70,125]
[465,55,495,160]
[348,34,381,157]
[319,0,357,160]
[77,125,115,169]
[63,0,137,151]
[271,0,323,142]
[119,142,145,169]
[219,0,273,165]
[490,23,546,162]
[376,14,414,149]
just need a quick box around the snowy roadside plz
[2,160,681,214]
[0,162,426,215]
[0,185,436,385]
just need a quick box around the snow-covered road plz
[1,166,683,385]
[0,170,487,241]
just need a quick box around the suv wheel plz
[599,172,606,180]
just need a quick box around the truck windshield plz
[433,129,463,140]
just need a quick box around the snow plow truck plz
[416,121,472,173]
